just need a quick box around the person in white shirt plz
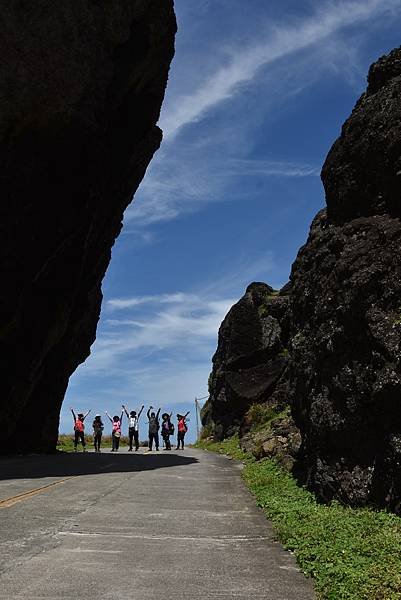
[122,404,144,451]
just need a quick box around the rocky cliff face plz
[202,282,291,440]
[289,47,401,511]
[0,1,176,453]
[204,47,401,512]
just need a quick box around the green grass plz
[56,433,147,452]
[195,437,401,599]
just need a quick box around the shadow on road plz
[0,452,199,480]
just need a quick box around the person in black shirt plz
[92,414,104,452]
[147,406,160,451]
[161,412,174,450]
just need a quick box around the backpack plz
[169,423,175,435]
[74,419,84,432]
[112,420,121,436]
[149,417,159,433]
[178,418,187,433]
[93,420,103,434]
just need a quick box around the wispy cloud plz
[161,0,401,140]
[80,293,235,375]
[125,0,401,229]
[106,293,191,310]
[125,155,320,227]
[224,159,320,178]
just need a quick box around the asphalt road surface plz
[0,447,315,599]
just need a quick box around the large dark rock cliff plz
[202,283,291,440]
[204,47,401,513]
[289,47,401,511]
[0,1,176,453]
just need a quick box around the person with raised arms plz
[147,406,160,451]
[122,404,144,451]
[176,411,190,450]
[70,407,91,452]
[105,409,124,452]
[92,414,104,452]
[161,412,174,450]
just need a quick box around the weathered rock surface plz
[0,1,176,453]
[289,47,401,511]
[204,47,401,513]
[240,408,301,471]
[202,282,291,441]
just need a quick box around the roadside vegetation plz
[195,436,401,600]
[56,434,147,452]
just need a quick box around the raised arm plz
[83,409,91,420]
[147,408,151,420]
[156,408,161,419]
[138,405,144,418]
[184,411,190,419]
[120,411,124,423]
[122,405,130,418]
[105,411,113,423]
[70,407,76,422]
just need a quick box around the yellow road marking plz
[0,477,75,508]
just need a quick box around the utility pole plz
[195,397,199,441]
[195,395,208,441]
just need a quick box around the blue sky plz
[61,0,401,442]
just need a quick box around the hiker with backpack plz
[147,406,160,451]
[161,412,174,450]
[92,414,104,452]
[122,404,144,451]
[70,407,91,452]
[105,410,124,452]
[176,412,190,450]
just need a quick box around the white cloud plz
[79,293,235,375]
[106,293,191,310]
[125,154,320,227]
[223,159,321,178]
[160,0,401,140]
[125,0,401,229]
[61,361,209,439]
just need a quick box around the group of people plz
[70,406,190,453]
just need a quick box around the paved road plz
[0,448,315,599]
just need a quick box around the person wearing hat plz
[70,407,91,452]
[105,410,124,452]
[161,412,174,450]
[92,414,104,452]
[176,411,190,450]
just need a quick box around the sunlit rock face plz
[289,47,401,512]
[204,46,401,514]
[202,283,291,441]
[0,1,176,453]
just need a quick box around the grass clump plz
[56,433,141,452]
[196,437,401,599]
[246,403,279,427]
[194,435,249,461]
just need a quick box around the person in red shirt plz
[176,411,190,450]
[70,407,91,452]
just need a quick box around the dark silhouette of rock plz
[202,283,291,441]
[0,1,176,453]
[290,47,401,511]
